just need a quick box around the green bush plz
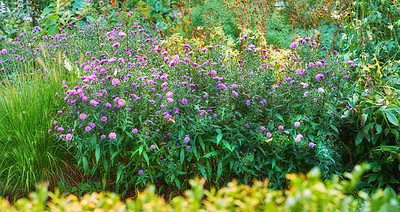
[1,164,400,211]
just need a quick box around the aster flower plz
[79,113,87,120]
[112,78,120,86]
[118,99,125,106]
[109,132,117,139]
[66,134,72,140]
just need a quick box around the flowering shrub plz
[0,11,355,195]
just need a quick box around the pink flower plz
[109,132,117,139]
[309,142,316,148]
[79,113,87,120]
[118,99,125,106]
[132,128,138,134]
[85,126,91,132]
[278,125,284,130]
[112,78,120,86]
[101,116,107,122]
[266,132,272,137]
[150,145,155,149]
[290,42,297,49]
[90,100,99,106]
[167,98,173,103]
[182,98,187,104]
[66,134,72,140]
[318,88,325,93]
[166,91,173,97]
[295,134,303,142]
[184,135,190,142]
[294,122,301,127]
[303,91,308,97]
[232,91,238,97]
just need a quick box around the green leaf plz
[385,111,399,126]
[180,148,185,164]
[203,151,218,158]
[275,113,284,122]
[143,152,149,166]
[222,140,232,151]
[174,178,181,189]
[199,136,205,151]
[216,161,222,181]
[216,133,223,145]
[82,156,88,174]
[198,163,207,180]
[376,124,382,134]
[95,145,100,164]
[355,131,364,145]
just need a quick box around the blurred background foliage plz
[1,0,400,197]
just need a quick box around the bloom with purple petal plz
[109,132,117,139]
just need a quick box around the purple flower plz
[112,78,120,86]
[90,100,99,106]
[295,134,303,142]
[118,32,126,37]
[284,131,289,134]
[260,126,266,131]
[294,122,300,127]
[118,99,125,106]
[138,170,144,174]
[210,70,217,75]
[278,125,284,130]
[314,98,318,103]
[309,62,314,68]
[266,132,272,137]
[101,116,107,122]
[303,91,309,97]
[290,42,297,49]
[166,91,173,97]
[112,42,120,48]
[109,132,117,139]
[182,98,188,104]
[89,123,95,128]
[79,113,87,120]
[315,73,324,79]
[150,145,155,149]
[101,135,106,139]
[245,100,251,105]
[85,126,92,132]
[184,135,190,142]
[344,75,349,79]
[232,91,238,97]
[66,134,72,140]
[309,142,316,148]
[132,128,138,134]
[186,146,191,149]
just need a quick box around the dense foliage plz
[1,165,400,211]
[0,0,399,206]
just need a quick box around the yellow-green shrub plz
[1,164,399,211]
